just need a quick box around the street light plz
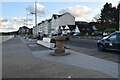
[35,0,37,30]
[29,0,37,36]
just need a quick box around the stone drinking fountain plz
[50,26,70,56]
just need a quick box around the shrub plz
[104,28,116,34]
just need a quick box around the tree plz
[93,14,101,22]
[100,3,112,22]
[94,3,119,32]
[117,2,120,30]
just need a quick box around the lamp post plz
[30,0,37,36]
[35,0,37,31]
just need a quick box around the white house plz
[43,19,51,35]
[33,12,75,37]
[37,19,52,36]
[59,13,75,27]
[51,13,75,34]
[38,22,43,33]
[40,21,45,34]
[51,14,61,34]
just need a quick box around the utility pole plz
[35,0,37,29]
[35,0,37,35]
[26,0,38,37]
[31,0,37,36]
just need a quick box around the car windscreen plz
[118,33,120,41]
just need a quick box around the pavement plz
[2,36,119,78]
[32,50,118,78]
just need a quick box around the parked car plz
[92,31,103,36]
[97,31,120,52]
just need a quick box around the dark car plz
[97,31,120,52]
[92,31,103,36]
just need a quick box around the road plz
[65,37,120,63]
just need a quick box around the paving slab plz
[32,49,119,78]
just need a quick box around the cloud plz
[59,5,91,21]
[0,18,9,22]
[0,21,19,32]
[12,17,26,23]
[0,17,33,32]
[11,17,33,25]
[0,27,18,32]
[112,2,118,7]
[24,21,33,26]
[26,3,45,14]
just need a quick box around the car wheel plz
[98,44,105,52]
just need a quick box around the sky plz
[0,0,119,32]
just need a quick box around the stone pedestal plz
[50,27,70,56]
[49,35,70,56]
[54,36,65,56]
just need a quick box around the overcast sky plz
[0,0,119,32]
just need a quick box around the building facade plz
[43,19,51,35]
[19,26,32,36]
[51,14,61,34]
[59,13,75,27]
[33,12,75,37]
[51,13,75,34]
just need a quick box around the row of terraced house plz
[19,12,99,37]
[18,10,120,37]
[32,12,75,37]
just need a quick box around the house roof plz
[19,26,29,29]
[75,21,88,24]
[38,22,42,25]
[42,21,45,23]
[52,12,74,19]
[48,19,52,22]
[34,12,74,28]
[52,14,62,19]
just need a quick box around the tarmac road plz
[65,37,120,63]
